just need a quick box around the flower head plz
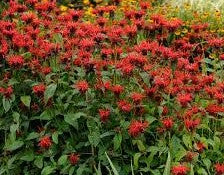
[171,164,189,175]
[69,153,80,165]
[128,120,149,137]
[38,136,52,149]
[99,109,110,123]
[75,80,89,93]
[214,163,224,175]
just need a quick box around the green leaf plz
[5,140,24,151]
[190,164,194,175]
[34,156,43,169]
[136,140,146,152]
[182,134,192,149]
[44,84,57,103]
[203,158,211,171]
[77,163,87,175]
[134,153,142,169]
[113,134,122,151]
[52,132,58,144]
[20,151,34,161]
[39,110,53,120]
[20,96,31,107]
[58,155,68,165]
[64,112,86,129]
[53,33,63,44]
[26,132,39,140]
[94,162,102,175]
[88,131,100,147]
[105,152,119,175]
[69,167,75,175]
[163,151,171,175]
[3,97,11,112]
[146,115,157,124]
[41,166,55,175]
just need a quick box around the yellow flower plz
[182,28,188,34]
[83,0,90,5]
[60,5,68,12]
[68,4,74,8]
[85,7,95,17]
[209,53,216,59]
[175,31,181,36]
[95,0,103,3]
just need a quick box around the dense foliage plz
[0,0,224,175]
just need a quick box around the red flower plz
[128,120,149,137]
[32,84,46,96]
[131,92,145,103]
[111,85,124,95]
[41,66,51,75]
[1,86,13,98]
[117,100,132,113]
[99,109,110,123]
[69,153,80,165]
[38,136,52,149]
[184,118,200,132]
[214,163,224,175]
[171,165,189,175]
[196,142,206,153]
[75,80,89,93]
[162,118,174,130]
[7,55,24,68]
[220,54,224,60]
[177,93,192,107]
[185,151,196,162]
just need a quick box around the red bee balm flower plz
[131,92,145,103]
[177,93,192,107]
[128,120,149,137]
[75,80,89,93]
[7,55,24,68]
[214,163,224,175]
[162,118,174,130]
[111,85,124,95]
[1,86,13,98]
[196,142,206,153]
[171,165,189,175]
[32,84,46,96]
[99,109,110,123]
[38,136,52,149]
[69,153,79,165]
[117,100,132,113]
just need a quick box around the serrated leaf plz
[34,156,43,169]
[41,166,55,175]
[39,110,53,120]
[88,131,100,147]
[183,134,192,149]
[203,158,211,171]
[44,84,57,103]
[163,151,171,175]
[105,152,119,175]
[64,112,86,129]
[5,140,24,151]
[134,153,142,169]
[113,134,122,151]
[3,97,11,112]
[20,96,31,107]
[26,132,39,140]
[20,151,34,161]
[52,132,58,144]
[69,166,75,175]
[58,155,68,165]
